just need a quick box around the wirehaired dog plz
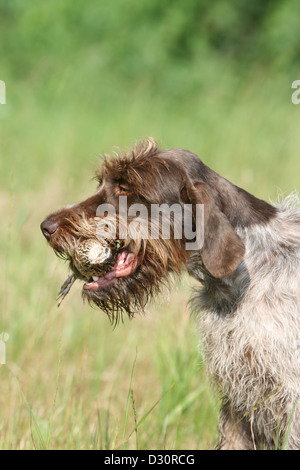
[41,138,300,449]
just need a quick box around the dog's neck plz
[188,196,300,317]
[187,251,250,317]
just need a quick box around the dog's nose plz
[40,219,58,240]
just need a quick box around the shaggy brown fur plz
[41,138,300,449]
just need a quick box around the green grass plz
[1,76,300,448]
[1,76,300,449]
[1,0,300,450]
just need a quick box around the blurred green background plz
[0,0,299,450]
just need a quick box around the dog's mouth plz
[56,234,145,307]
[83,250,143,291]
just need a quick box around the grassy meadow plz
[0,0,300,449]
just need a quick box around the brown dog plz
[41,138,300,449]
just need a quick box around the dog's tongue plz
[113,251,137,277]
[83,251,140,291]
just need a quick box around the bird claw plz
[56,274,76,307]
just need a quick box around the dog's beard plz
[51,214,187,324]
[82,262,161,324]
[80,243,178,324]
[80,241,185,325]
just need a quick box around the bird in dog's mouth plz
[83,250,142,291]
[56,239,142,306]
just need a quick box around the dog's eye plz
[118,185,128,195]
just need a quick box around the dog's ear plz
[181,182,245,278]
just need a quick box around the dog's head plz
[41,137,245,322]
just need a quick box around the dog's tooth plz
[126,253,135,263]
[92,276,100,281]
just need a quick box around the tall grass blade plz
[281,401,296,450]
[122,349,137,449]
[121,383,175,448]
[19,387,47,450]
